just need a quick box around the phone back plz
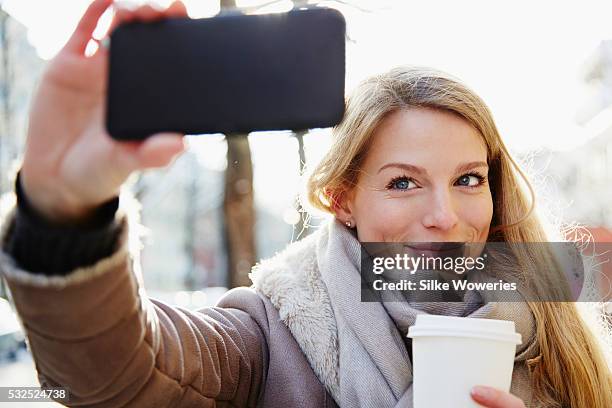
[107,7,346,140]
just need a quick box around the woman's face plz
[337,108,493,243]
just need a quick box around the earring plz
[345,220,352,228]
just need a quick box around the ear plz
[328,187,355,224]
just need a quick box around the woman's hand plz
[470,386,526,408]
[21,0,188,223]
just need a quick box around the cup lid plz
[407,314,522,345]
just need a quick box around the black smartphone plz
[106,7,346,140]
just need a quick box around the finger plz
[135,133,186,169]
[64,0,114,55]
[107,3,170,36]
[104,1,188,47]
[166,0,188,18]
[471,386,526,408]
[108,6,136,34]
[131,4,166,21]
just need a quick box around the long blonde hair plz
[306,66,612,407]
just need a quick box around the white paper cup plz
[407,314,522,408]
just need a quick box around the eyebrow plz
[377,161,488,175]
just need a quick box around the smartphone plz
[106,7,346,140]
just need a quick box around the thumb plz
[135,133,186,169]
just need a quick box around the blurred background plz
[0,0,611,404]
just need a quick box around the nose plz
[421,190,459,231]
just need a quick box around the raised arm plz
[1,1,267,405]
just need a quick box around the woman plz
[0,0,610,407]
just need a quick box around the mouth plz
[404,242,466,251]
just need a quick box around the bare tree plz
[223,136,255,288]
[220,0,256,288]
[293,129,311,238]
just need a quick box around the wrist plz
[6,175,123,275]
[16,171,117,227]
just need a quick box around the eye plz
[386,176,417,191]
[455,172,485,188]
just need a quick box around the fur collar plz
[249,227,340,398]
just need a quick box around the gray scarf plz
[317,219,538,407]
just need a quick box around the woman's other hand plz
[21,0,188,223]
[470,385,526,408]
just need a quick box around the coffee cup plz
[407,314,522,407]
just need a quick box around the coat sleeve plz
[0,209,268,407]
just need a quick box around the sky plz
[2,0,612,215]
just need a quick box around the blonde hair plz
[306,66,612,407]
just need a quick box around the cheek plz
[353,194,424,240]
[457,193,494,233]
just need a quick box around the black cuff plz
[2,172,123,276]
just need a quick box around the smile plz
[404,242,466,251]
